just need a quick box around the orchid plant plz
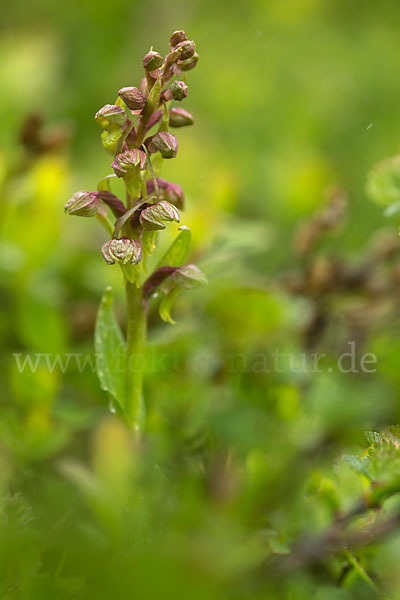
[65,30,206,434]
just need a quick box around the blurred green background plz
[2,0,400,598]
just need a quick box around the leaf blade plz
[157,226,191,269]
[95,287,127,415]
[159,288,180,324]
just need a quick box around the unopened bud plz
[170,30,187,48]
[112,149,147,177]
[177,52,199,72]
[118,87,146,111]
[140,201,180,230]
[175,40,195,61]
[148,132,178,159]
[64,191,100,217]
[169,107,194,128]
[164,80,188,102]
[95,104,126,129]
[172,263,207,289]
[143,50,163,71]
[101,238,143,265]
[146,178,184,209]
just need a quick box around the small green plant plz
[65,31,206,434]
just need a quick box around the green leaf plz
[155,230,200,324]
[158,101,170,133]
[142,230,157,255]
[149,151,164,177]
[343,454,371,480]
[97,174,117,192]
[144,77,161,118]
[95,287,127,417]
[159,287,180,324]
[157,226,191,269]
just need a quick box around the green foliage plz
[159,287,180,324]
[367,154,400,211]
[2,2,400,599]
[94,287,127,419]
[157,226,191,268]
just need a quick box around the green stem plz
[125,170,141,210]
[343,550,380,594]
[125,281,146,434]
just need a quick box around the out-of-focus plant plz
[64,31,206,434]
[367,154,400,217]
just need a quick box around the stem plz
[125,170,141,210]
[343,550,380,594]
[125,280,146,433]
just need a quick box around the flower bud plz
[101,238,143,265]
[148,132,178,159]
[64,191,100,217]
[163,48,181,74]
[146,178,184,209]
[95,104,126,129]
[172,263,207,289]
[112,149,147,177]
[169,107,194,128]
[177,52,199,72]
[164,80,188,102]
[175,40,195,61]
[143,50,163,71]
[140,201,180,230]
[170,30,187,48]
[118,86,146,111]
